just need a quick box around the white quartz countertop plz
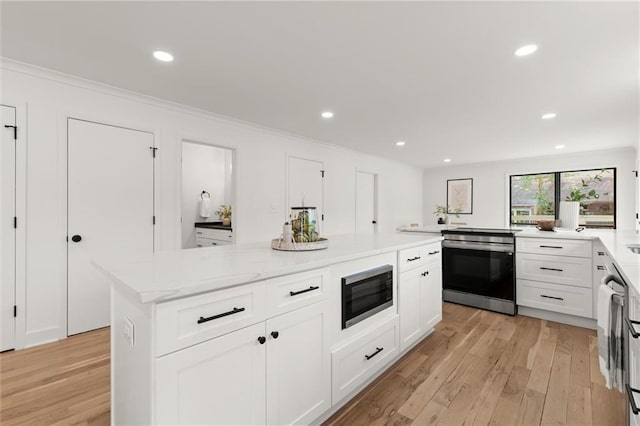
[516,228,640,293]
[94,233,443,304]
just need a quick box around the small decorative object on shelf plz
[271,206,328,251]
[215,204,232,226]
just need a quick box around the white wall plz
[423,148,637,230]
[181,142,231,249]
[1,60,424,348]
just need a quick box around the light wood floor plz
[0,304,625,425]
[325,303,626,426]
[0,327,110,425]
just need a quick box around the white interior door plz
[355,170,377,233]
[288,156,324,232]
[1,105,16,351]
[68,119,154,336]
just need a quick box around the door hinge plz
[320,170,325,178]
[153,216,156,225]
[149,146,158,158]
[13,305,16,317]
[4,125,17,140]
[634,170,638,178]
[13,217,17,229]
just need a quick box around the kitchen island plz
[95,232,443,425]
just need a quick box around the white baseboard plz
[518,306,596,330]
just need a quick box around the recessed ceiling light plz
[443,158,452,163]
[153,50,174,62]
[541,113,557,120]
[321,111,334,119]
[514,44,538,57]
[555,144,565,150]
[396,141,405,146]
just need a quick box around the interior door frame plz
[285,154,325,232]
[178,137,237,247]
[60,111,158,340]
[355,168,378,233]
[0,102,27,350]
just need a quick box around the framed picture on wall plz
[447,178,473,214]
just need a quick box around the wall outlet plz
[123,317,135,347]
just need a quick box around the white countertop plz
[94,233,443,304]
[517,228,640,293]
[397,225,456,233]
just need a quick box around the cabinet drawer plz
[516,237,591,258]
[265,269,328,317]
[398,242,441,272]
[517,279,593,318]
[155,282,266,356]
[332,316,399,403]
[195,228,233,241]
[517,253,592,288]
[196,237,232,247]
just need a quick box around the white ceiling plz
[1,1,638,168]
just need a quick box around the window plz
[510,168,616,228]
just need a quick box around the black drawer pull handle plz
[289,286,320,296]
[271,331,279,339]
[628,385,640,415]
[258,336,266,344]
[365,347,384,360]
[421,271,429,277]
[540,245,563,249]
[597,266,606,271]
[627,318,640,339]
[540,267,563,272]
[540,294,564,301]
[407,256,421,262]
[598,251,606,256]
[197,307,245,324]
[428,250,440,255]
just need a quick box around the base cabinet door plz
[266,301,331,426]
[155,323,266,425]
[399,270,422,351]
[422,262,442,331]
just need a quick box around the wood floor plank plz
[517,388,547,426]
[527,324,559,393]
[540,350,571,425]
[411,400,447,425]
[566,383,592,426]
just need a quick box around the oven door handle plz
[627,385,640,415]
[442,240,514,253]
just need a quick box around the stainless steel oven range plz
[441,228,520,315]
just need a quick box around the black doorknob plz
[71,235,82,242]
[258,336,266,344]
[270,331,279,339]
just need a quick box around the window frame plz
[509,167,617,229]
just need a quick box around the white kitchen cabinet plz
[266,301,331,425]
[156,322,266,425]
[398,242,442,352]
[516,237,593,319]
[156,300,330,426]
[196,227,233,247]
[332,315,399,403]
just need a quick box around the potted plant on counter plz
[433,204,461,224]
[215,204,232,226]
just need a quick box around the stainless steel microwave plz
[342,264,393,329]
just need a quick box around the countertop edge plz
[102,235,443,305]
